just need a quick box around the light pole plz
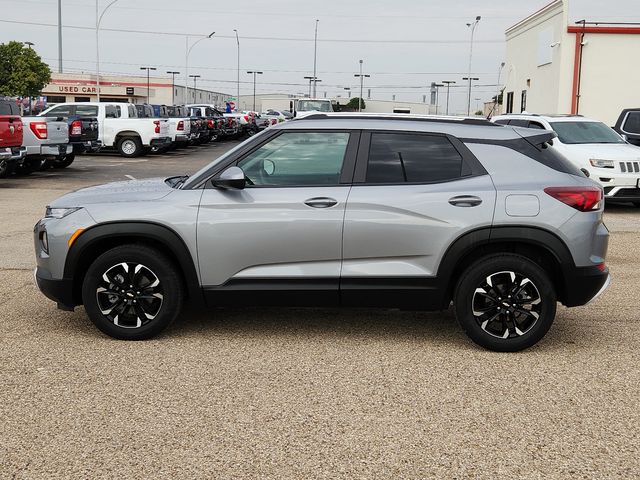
[57,0,63,73]
[344,87,351,98]
[474,97,482,115]
[441,80,456,115]
[354,59,370,112]
[189,74,201,102]
[23,41,34,49]
[246,71,263,111]
[312,19,319,98]
[463,76,479,115]
[491,62,506,118]
[233,29,240,111]
[167,70,180,104]
[303,76,319,97]
[433,82,444,114]
[185,31,214,105]
[140,67,156,103]
[96,0,121,102]
[466,15,481,116]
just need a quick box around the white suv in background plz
[492,114,640,206]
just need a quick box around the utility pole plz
[312,19,319,98]
[441,80,456,115]
[466,16,481,116]
[140,67,156,103]
[354,59,370,112]
[57,0,63,73]
[246,71,263,111]
[167,71,180,104]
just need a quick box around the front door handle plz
[449,195,482,207]
[304,197,338,208]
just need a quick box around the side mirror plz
[211,166,246,190]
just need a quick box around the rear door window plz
[75,105,99,117]
[366,133,464,184]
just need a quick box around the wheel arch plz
[438,226,574,308]
[64,221,202,308]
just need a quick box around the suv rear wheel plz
[454,254,556,352]
[81,245,184,340]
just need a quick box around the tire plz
[454,253,557,352]
[81,244,184,340]
[116,137,142,158]
[53,154,75,169]
[15,158,43,175]
[0,159,16,178]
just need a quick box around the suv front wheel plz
[81,244,184,340]
[454,254,556,352]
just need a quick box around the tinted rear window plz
[366,133,464,184]
[464,137,585,177]
[0,101,18,115]
[623,112,640,134]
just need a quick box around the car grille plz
[619,161,640,173]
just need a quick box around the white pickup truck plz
[40,102,171,157]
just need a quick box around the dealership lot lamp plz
[185,32,214,104]
[247,71,263,111]
[167,71,180,104]
[189,75,201,102]
[441,80,456,115]
[466,16,481,116]
[354,59,370,112]
[140,67,157,103]
[95,0,121,102]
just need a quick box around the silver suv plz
[34,114,610,351]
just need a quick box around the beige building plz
[42,72,230,107]
[504,0,640,125]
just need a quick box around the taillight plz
[244,115,249,122]
[207,119,214,128]
[544,186,602,212]
[153,120,160,134]
[30,121,48,139]
[70,120,82,136]
[177,120,184,131]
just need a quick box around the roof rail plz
[294,113,499,126]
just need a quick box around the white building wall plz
[504,1,567,115]
[578,34,640,125]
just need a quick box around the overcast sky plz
[1,0,638,112]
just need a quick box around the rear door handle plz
[449,195,482,207]
[304,197,338,208]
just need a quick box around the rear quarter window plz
[0,101,18,115]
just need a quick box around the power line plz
[0,19,505,44]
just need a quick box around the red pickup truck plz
[0,98,27,178]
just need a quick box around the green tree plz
[0,41,51,97]
[346,97,366,110]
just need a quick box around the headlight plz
[45,207,82,219]
[589,159,614,168]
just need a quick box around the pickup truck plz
[138,104,192,149]
[38,102,101,168]
[0,97,27,177]
[18,116,72,174]
[166,105,193,147]
[40,102,171,157]
[613,108,640,147]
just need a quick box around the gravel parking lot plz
[1,143,638,479]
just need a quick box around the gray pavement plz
[0,143,638,479]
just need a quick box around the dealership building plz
[503,0,640,125]
[41,72,230,108]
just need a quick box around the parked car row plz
[0,98,287,177]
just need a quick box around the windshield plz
[550,121,624,144]
[297,100,332,112]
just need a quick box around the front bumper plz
[150,137,172,148]
[34,266,76,311]
[563,265,611,307]
[603,185,640,201]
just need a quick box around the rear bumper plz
[72,139,102,153]
[26,144,72,158]
[34,267,76,311]
[175,134,189,142]
[150,137,171,147]
[563,265,611,307]
[10,146,27,161]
